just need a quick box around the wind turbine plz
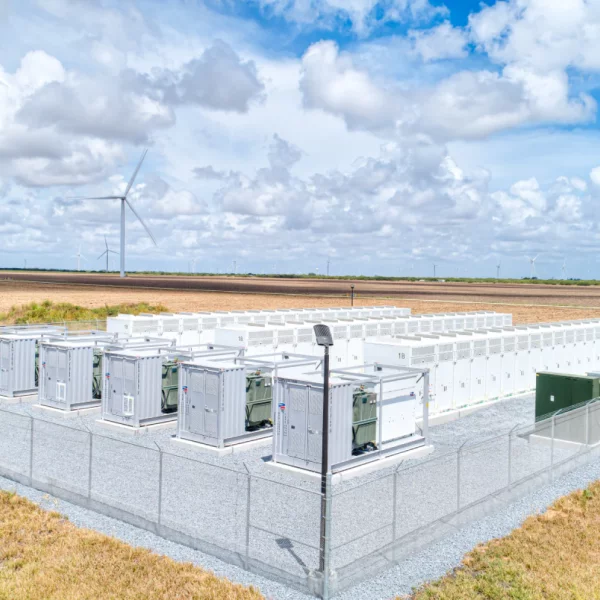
[526,254,540,278]
[561,258,567,279]
[98,236,118,272]
[73,244,86,271]
[72,149,156,278]
[496,261,501,279]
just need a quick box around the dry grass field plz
[0,490,262,600]
[409,482,600,600]
[2,280,600,324]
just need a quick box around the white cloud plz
[254,0,447,36]
[410,22,468,62]
[299,40,595,142]
[300,41,399,132]
[590,166,600,187]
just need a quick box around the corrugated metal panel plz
[0,337,37,397]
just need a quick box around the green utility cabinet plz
[352,387,378,451]
[535,372,600,421]
[246,372,272,429]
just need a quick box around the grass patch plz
[410,481,600,599]
[0,490,263,600]
[0,300,169,325]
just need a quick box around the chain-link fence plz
[0,400,599,598]
[329,400,600,595]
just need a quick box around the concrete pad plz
[265,444,435,484]
[170,435,271,456]
[418,391,533,428]
[0,393,37,405]
[95,418,176,436]
[32,404,101,419]
[528,434,591,452]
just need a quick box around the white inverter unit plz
[272,366,425,473]
[0,327,66,398]
[177,354,321,449]
[38,336,114,411]
[102,349,190,427]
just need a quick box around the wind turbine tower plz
[562,259,567,279]
[73,149,156,278]
[496,262,501,279]
[74,245,86,271]
[527,254,540,278]
[98,236,118,272]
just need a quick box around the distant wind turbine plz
[561,258,567,279]
[98,236,118,272]
[71,149,156,278]
[73,244,86,271]
[526,254,540,278]
[496,261,501,279]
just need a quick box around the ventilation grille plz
[489,339,502,354]
[439,343,454,362]
[504,337,516,352]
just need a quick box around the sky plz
[1,0,600,278]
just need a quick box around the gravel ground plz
[0,393,593,598]
[1,458,600,600]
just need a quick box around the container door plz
[0,340,11,395]
[203,371,220,437]
[486,354,502,399]
[108,358,136,416]
[515,352,530,392]
[501,352,515,395]
[56,348,68,404]
[44,347,59,402]
[286,384,308,460]
[453,359,470,408]
[470,357,486,405]
[435,362,453,413]
[306,388,323,463]
[187,370,205,435]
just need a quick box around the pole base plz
[307,569,338,599]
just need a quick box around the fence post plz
[29,415,34,484]
[507,424,518,490]
[87,431,93,499]
[245,469,251,571]
[586,402,590,447]
[156,445,163,526]
[457,441,466,513]
[391,467,399,563]
[507,429,512,490]
[550,414,556,483]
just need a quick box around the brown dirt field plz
[2,280,600,324]
[5,271,600,308]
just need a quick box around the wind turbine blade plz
[126,198,157,246]
[104,235,109,251]
[108,250,119,255]
[97,251,107,260]
[124,148,148,198]
[68,196,123,200]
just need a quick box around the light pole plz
[313,324,334,599]
[350,285,355,307]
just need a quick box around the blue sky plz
[1,0,600,279]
